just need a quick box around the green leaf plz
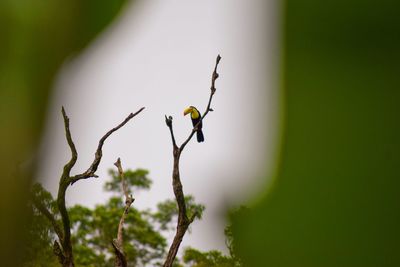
[153,195,205,231]
[105,169,152,193]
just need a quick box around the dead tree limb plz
[163,55,221,267]
[70,107,145,184]
[112,158,134,267]
[37,107,144,267]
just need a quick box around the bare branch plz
[113,158,134,267]
[57,180,74,266]
[61,107,78,178]
[70,107,145,184]
[163,55,221,267]
[180,55,221,151]
[114,158,130,201]
[114,158,134,246]
[34,107,144,267]
[211,54,222,94]
[165,115,178,150]
[57,107,78,266]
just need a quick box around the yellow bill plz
[183,107,193,116]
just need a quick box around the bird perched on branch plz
[184,106,204,142]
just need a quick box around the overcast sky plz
[37,0,280,253]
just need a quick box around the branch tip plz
[114,157,122,168]
[165,115,173,127]
[179,54,221,151]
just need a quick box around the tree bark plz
[163,149,190,267]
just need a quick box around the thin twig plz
[70,107,145,184]
[61,107,78,178]
[114,158,134,248]
[112,158,134,267]
[180,55,221,151]
[165,115,178,150]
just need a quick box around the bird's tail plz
[196,130,204,142]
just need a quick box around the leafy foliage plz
[153,196,205,231]
[70,198,166,266]
[182,248,239,267]
[105,169,152,194]
[23,184,59,267]
[180,214,242,267]
[25,168,221,267]
[31,183,59,215]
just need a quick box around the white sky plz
[37,0,280,254]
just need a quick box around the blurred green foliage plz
[182,248,239,267]
[0,1,128,265]
[153,195,206,232]
[26,168,214,266]
[70,198,166,266]
[180,214,241,267]
[106,169,153,193]
[233,0,400,266]
[23,184,59,267]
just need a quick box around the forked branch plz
[70,107,145,184]
[39,106,144,267]
[163,55,221,267]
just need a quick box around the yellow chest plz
[191,109,200,119]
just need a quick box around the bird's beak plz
[183,107,192,116]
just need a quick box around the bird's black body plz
[191,113,204,142]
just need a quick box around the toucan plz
[183,106,204,142]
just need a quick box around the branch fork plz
[163,55,221,267]
[36,106,144,267]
